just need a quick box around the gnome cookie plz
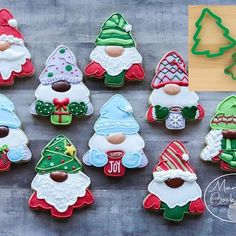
[83,94,148,177]
[0,94,31,171]
[30,45,93,125]
[146,51,204,130]
[28,135,94,218]
[143,141,205,222]
[0,9,34,86]
[85,13,144,88]
[200,95,236,171]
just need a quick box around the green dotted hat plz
[210,95,236,130]
[95,13,135,48]
[35,134,82,174]
[39,45,83,85]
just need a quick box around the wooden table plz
[0,0,234,235]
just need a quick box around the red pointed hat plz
[153,140,197,182]
[151,51,188,89]
[0,9,24,44]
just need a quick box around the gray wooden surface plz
[0,0,235,235]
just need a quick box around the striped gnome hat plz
[153,140,197,182]
[95,13,135,48]
[151,51,188,89]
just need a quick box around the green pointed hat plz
[210,95,236,130]
[35,135,82,174]
[95,13,135,47]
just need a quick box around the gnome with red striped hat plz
[146,51,204,130]
[143,140,205,222]
[0,9,34,86]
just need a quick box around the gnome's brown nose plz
[0,41,11,51]
[0,126,9,138]
[165,178,184,188]
[50,171,68,182]
[51,80,71,92]
[106,133,126,144]
[163,84,181,95]
[105,46,124,57]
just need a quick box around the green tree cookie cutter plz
[191,8,236,58]
[224,53,236,80]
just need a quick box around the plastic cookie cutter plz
[191,8,236,58]
[224,52,236,80]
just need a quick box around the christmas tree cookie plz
[0,94,31,171]
[0,9,34,86]
[83,94,148,177]
[28,135,94,218]
[85,13,144,88]
[30,45,93,125]
[191,8,235,58]
[146,51,204,130]
[200,95,236,171]
[143,140,205,222]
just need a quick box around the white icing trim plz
[90,46,142,76]
[124,24,132,32]
[8,19,17,28]
[200,129,223,161]
[182,153,189,161]
[0,34,23,45]
[153,169,197,182]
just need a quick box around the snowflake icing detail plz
[168,114,184,128]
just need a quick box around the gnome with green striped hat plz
[201,95,236,172]
[143,140,205,222]
[85,13,144,87]
[28,135,94,218]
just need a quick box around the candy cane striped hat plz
[153,140,197,182]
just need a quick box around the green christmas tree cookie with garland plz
[28,135,94,218]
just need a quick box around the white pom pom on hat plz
[8,19,17,28]
[124,24,132,32]
[182,153,189,161]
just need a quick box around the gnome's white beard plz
[35,82,90,103]
[31,172,91,212]
[90,46,142,76]
[0,44,31,80]
[0,128,28,148]
[148,179,202,208]
[149,86,199,108]
[88,133,145,153]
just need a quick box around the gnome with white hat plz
[143,140,205,222]
[0,9,34,85]
[146,51,204,130]
[83,94,147,177]
[85,13,144,88]
[0,94,31,171]
[30,45,93,125]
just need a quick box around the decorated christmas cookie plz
[30,45,93,125]
[200,95,236,171]
[85,13,144,88]
[83,94,148,177]
[146,51,204,130]
[28,135,94,218]
[143,140,205,222]
[0,9,34,86]
[0,94,31,171]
